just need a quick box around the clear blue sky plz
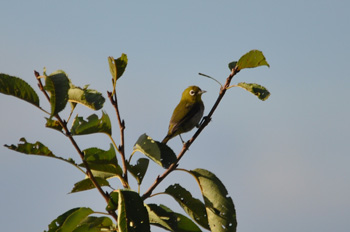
[1,1,349,231]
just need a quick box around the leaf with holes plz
[146,204,202,232]
[133,133,176,168]
[45,117,63,133]
[189,168,237,232]
[237,82,270,101]
[80,145,122,177]
[165,184,209,230]
[71,111,111,136]
[45,207,94,232]
[73,216,114,232]
[4,137,79,168]
[106,190,150,232]
[127,158,149,185]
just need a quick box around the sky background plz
[1,1,349,231]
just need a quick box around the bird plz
[162,85,206,144]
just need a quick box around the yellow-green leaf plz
[68,85,105,110]
[108,53,128,94]
[237,82,270,101]
[236,50,270,71]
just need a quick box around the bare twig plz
[108,91,129,187]
[142,67,239,200]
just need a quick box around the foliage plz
[0,50,270,231]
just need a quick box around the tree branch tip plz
[34,70,40,77]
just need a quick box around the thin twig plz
[142,68,239,200]
[34,71,119,222]
[108,91,128,187]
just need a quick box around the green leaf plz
[165,184,209,230]
[73,216,114,232]
[237,82,270,101]
[189,169,237,232]
[228,61,237,71]
[146,204,202,232]
[45,207,94,232]
[81,145,122,177]
[70,177,111,193]
[0,73,40,107]
[45,117,64,133]
[70,111,111,136]
[107,190,150,232]
[106,191,119,212]
[236,50,270,71]
[4,138,79,168]
[127,158,149,185]
[108,54,128,93]
[133,134,177,169]
[68,85,105,110]
[45,70,70,116]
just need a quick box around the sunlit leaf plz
[133,134,176,168]
[70,177,111,193]
[189,168,237,232]
[237,82,270,101]
[108,54,128,94]
[45,70,70,116]
[127,158,149,185]
[45,207,94,232]
[0,73,40,107]
[68,85,105,110]
[165,184,209,230]
[146,204,202,232]
[45,117,64,133]
[4,137,78,167]
[107,190,150,232]
[70,111,111,136]
[236,50,270,71]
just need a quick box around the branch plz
[108,91,129,187]
[34,71,119,222]
[142,67,239,199]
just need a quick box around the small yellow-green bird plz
[162,86,206,144]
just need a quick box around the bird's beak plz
[200,90,207,94]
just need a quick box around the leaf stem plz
[198,72,223,87]
[142,67,239,200]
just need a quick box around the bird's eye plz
[189,90,196,96]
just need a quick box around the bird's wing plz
[168,102,201,135]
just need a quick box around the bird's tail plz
[161,135,170,144]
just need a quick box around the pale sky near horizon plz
[1,1,349,231]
